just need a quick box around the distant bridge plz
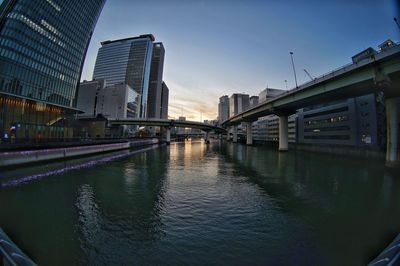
[222,44,400,166]
[108,118,226,132]
[108,118,226,143]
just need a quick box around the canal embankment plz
[0,138,161,168]
[251,140,385,159]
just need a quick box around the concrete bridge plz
[222,44,400,166]
[108,118,226,143]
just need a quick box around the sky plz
[81,0,399,121]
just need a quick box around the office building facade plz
[218,95,229,123]
[95,83,138,119]
[147,42,165,118]
[259,88,286,103]
[229,93,249,118]
[160,81,169,119]
[0,0,106,140]
[297,93,384,147]
[76,79,106,117]
[93,34,155,118]
[249,96,259,108]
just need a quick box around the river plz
[0,141,399,265]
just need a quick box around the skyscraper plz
[218,95,229,123]
[160,82,169,119]
[229,93,249,118]
[92,34,155,118]
[0,0,106,140]
[147,42,165,118]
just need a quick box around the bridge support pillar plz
[165,127,171,145]
[245,122,253,145]
[232,125,238,143]
[386,97,400,167]
[279,116,288,151]
[204,131,210,144]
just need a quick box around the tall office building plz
[0,0,106,140]
[160,82,169,119]
[93,34,155,118]
[147,42,165,118]
[229,93,249,118]
[218,95,229,123]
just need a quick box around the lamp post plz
[290,52,298,88]
[284,80,288,90]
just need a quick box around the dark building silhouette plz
[147,42,165,118]
[160,82,169,119]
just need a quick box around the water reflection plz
[75,147,169,265]
[220,142,400,265]
[0,141,399,265]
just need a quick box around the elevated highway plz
[222,44,400,165]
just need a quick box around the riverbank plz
[250,140,385,159]
[0,138,160,168]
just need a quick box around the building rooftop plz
[101,34,155,45]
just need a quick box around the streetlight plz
[290,52,298,88]
[284,80,288,90]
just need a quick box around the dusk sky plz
[81,0,399,121]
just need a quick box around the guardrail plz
[0,228,37,266]
[369,233,400,265]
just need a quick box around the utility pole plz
[290,52,298,88]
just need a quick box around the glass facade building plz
[0,0,106,141]
[92,34,155,118]
[147,42,164,118]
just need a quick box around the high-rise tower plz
[147,42,165,118]
[0,0,106,140]
[93,34,155,118]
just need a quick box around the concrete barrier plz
[0,139,159,168]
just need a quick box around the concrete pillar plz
[246,122,253,145]
[279,115,288,151]
[165,127,171,145]
[204,131,210,143]
[386,97,400,166]
[232,125,238,143]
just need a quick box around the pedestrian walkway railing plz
[369,233,400,266]
[0,228,37,266]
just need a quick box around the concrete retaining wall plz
[0,139,159,168]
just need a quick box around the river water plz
[0,141,399,265]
